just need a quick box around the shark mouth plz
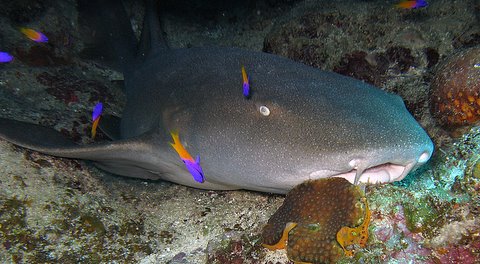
[329,162,416,185]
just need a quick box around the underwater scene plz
[0,0,479,263]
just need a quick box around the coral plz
[429,219,479,248]
[336,197,370,257]
[261,178,369,263]
[473,159,480,179]
[433,237,480,264]
[430,46,480,127]
[402,196,449,235]
[371,203,432,262]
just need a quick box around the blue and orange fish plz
[91,102,103,139]
[169,131,205,183]
[241,66,250,98]
[20,27,48,43]
[395,0,428,9]
[0,52,14,63]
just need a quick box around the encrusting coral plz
[430,46,480,127]
[261,178,370,263]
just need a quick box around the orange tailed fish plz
[241,66,250,98]
[91,102,103,139]
[20,27,48,43]
[170,131,205,183]
[395,0,428,9]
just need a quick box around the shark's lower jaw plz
[311,162,416,185]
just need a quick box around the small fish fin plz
[169,131,195,161]
[0,118,163,180]
[98,115,122,140]
[195,155,200,164]
[169,130,180,144]
[92,117,100,139]
[168,131,183,154]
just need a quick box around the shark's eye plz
[259,105,270,116]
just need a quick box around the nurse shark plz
[0,0,433,194]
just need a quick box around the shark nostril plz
[259,106,270,116]
[418,151,431,163]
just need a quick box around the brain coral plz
[261,178,369,263]
[430,46,480,127]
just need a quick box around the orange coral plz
[261,178,370,263]
[262,222,297,250]
[430,47,480,127]
[336,197,371,256]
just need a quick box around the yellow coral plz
[336,197,371,256]
[261,178,369,263]
[262,222,297,250]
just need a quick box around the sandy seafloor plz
[0,0,479,263]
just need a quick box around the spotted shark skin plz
[0,0,433,194]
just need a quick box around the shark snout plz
[409,133,434,166]
[361,137,434,184]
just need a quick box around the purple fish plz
[241,66,250,98]
[243,81,250,98]
[182,156,205,183]
[0,52,14,63]
[20,27,48,43]
[395,0,428,9]
[92,102,103,121]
